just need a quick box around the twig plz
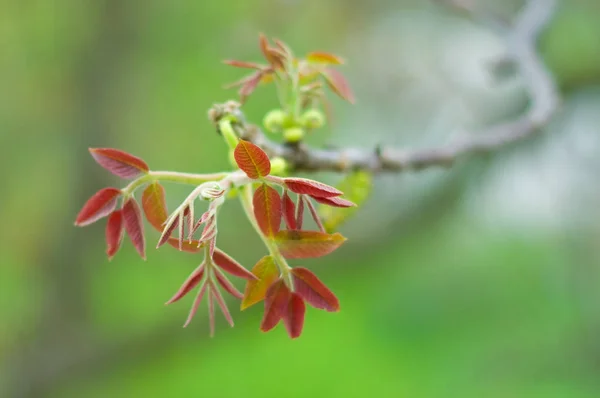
[213,0,559,173]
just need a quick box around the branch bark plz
[213,0,559,173]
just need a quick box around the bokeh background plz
[2,0,600,397]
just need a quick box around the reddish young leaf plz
[167,238,203,253]
[122,198,145,259]
[321,68,355,104]
[260,279,290,332]
[166,263,205,305]
[89,148,149,179]
[253,183,281,237]
[157,218,179,248]
[184,281,208,328]
[284,178,342,198]
[239,71,264,102]
[141,181,167,231]
[234,140,271,179]
[282,190,297,230]
[292,267,340,312]
[296,194,305,229]
[274,230,346,259]
[306,51,345,65]
[74,187,121,226]
[223,60,263,69]
[208,288,216,336]
[259,33,284,69]
[241,255,279,310]
[312,195,356,208]
[105,210,124,260]
[210,280,234,327]
[214,267,243,299]
[305,196,325,233]
[283,293,306,339]
[213,249,257,281]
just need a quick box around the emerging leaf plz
[105,210,124,260]
[184,281,208,328]
[74,187,121,226]
[239,71,264,102]
[306,51,344,65]
[234,140,271,179]
[223,60,263,69]
[209,280,235,327]
[274,230,346,259]
[213,249,257,281]
[260,279,290,332]
[253,183,282,237]
[312,196,356,208]
[122,198,146,259]
[292,267,340,312]
[283,293,306,339]
[304,196,325,233]
[166,263,205,305]
[141,181,168,231]
[241,255,279,310]
[89,148,149,179]
[320,68,355,104]
[259,33,285,70]
[214,267,244,299]
[296,194,305,229]
[284,178,342,198]
[282,190,297,230]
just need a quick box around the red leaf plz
[282,190,297,230]
[292,267,340,312]
[312,195,356,208]
[321,68,355,104]
[167,238,203,253]
[241,255,279,310]
[234,140,271,179]
[305,196,325,233]
[253,183,281,237]
[210,280,234,327]
[75,187,121,226]
[105,210,124,260]
[239,71,264,102]
[89,148,149,179]
[296,195,305,229]
[274,230,346,259]
[283,293,306,339]
[223,60,263,69]
[213,249,257,281]
[214,267,243,299]
[260,279,290,332]
[208,288,215,336]
[306,51,345,65]
[122,198,146,259]
[259,33,284,69]
[184,281,208,328]
[166,263,205,304]
[141,181,167,231]
[284,178,342,198]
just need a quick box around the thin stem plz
[238,184,293,288]
[121,170,228,196]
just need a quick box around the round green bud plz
[283,127,305,143]
[299,109,326,130]
[263,109,287,133]
[269,156,288,176]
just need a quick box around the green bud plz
[283,127,305,143]
[270,156,288,176]
[299,109,326,130]
[263,109,287,133]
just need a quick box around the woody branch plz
[212,0,559,173]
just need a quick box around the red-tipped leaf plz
[214,268,243,299]
[312,195,356,208]
[253,183,281,237]
[292,267,340,312]
[321,68,355,104]
[105,210,124,260]
[274,230,346,259]
[260,279,290,332]
[166,263,205,304]
[234,140,271,179]
[283,293,306,338]
[75,187,121,226]
[141,181,167,231]
[89,148,149,179]
[213,249,257,281]
[282,190,297,230]
[241,255,279,310]
[284,178,342,198]
[122,198,145,259]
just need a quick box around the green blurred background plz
[2,0,600,397]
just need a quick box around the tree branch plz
[212,0,559,173]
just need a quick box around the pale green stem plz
[121,171,227,196]
[238,184,293,288]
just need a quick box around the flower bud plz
[283,127,305,143]
[263,109,287,133]
[299,109,325,130]
[270,156,288,176]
